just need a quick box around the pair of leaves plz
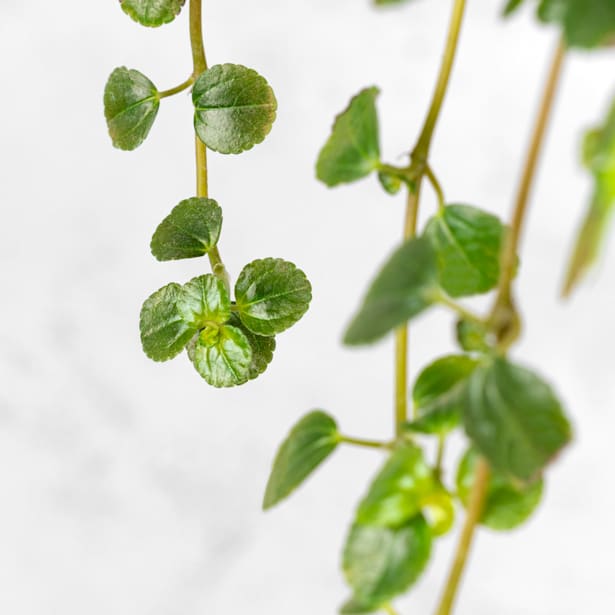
[563,96,615,296]
[457,448,544,531]
[104,64,276,154]
[505,0,615,49]
[121,0,185,28]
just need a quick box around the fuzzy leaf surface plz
[104,67,159,150]
[263,411,339,509]
[192,64,277,154]
[120,0,185,27]
[316,88,381,187]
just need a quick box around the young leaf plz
[228,315,276,381]
[178,274,231,328]
[263,411,340,509]
[502,0,526,15]
[104,67,160,151]
[456,318,491,353]
[425,204,505,298]
[120,0,185,27]
[187,324,252,388]
[344,237,439,346]
[462,357,572,482]
[563,97,615,296]
[377,171,403,195]
[140,283,197,361]
[457,448,544,531]
[356,445,435,528]
[192,64,277,154]
[316,88,381,187]
[150,198,222,261]
[405,355,479,435]
[342,516,432,612]
[234,258,312,336]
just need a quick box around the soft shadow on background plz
[0,1,613,613]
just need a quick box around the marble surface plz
[0,1,614,613]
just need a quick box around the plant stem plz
[489,41,566,345]
[435,293,485,325]
[159,75,195,99]
[433,458,490,615]
[425,165,446,211]
[189,0,229,288]
[339,435,392,450]
[394,0,467,433]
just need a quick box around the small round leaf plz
[179,274,231,328]
[229,315,276,381]
[120,0,186,27]
[192,64,277,154]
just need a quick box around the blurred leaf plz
[263,411,339,509]
[120,0,185,26]
[502,0,526,15]
[456,318,491,353]
[193,64,277,154]
[377,171,403,195]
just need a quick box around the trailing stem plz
[394,0,467,433]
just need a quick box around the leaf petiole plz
[339,435,394,450]
[158,75,196,99]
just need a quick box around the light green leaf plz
[316,88,381,187]
[456,318,491,353]
[462,357,572,482]
[104,67,159,151]
[344,237,439,346]
[356,445,435,528]
[187,324,252,388]
[563,96,615,296]
[263,411,340,509]
[377,171,402,195]
[150,198,222,261]
[342,516,432,611]
[178,274,231,328]
[120,0,185,27]
[192,64,277,154]
[425,204,505,298]
[228,315,276,381]
[457,448,544,530]
[140,283,197,361]
[405,355,479,435]
[234,258,312,336]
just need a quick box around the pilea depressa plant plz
[103,1,615,614]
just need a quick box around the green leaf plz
[178,274,231,328]
[192,64,277,154]
[150,198,222,261]
[344,237,439,346]
[425,204,505,298]
[405,355,479,435]
[316,88,381,187]
[457,448,544,531]
[120,0,185,27]
[462,357,572,482]
[374,0,414,5]
[104,67,160,151]
[139,283,197,361]
[502,0,526,15]
[538,0,615,48]
[263,411,340,509]
[563,97,615,296]
[356,445,435,528]
[456,318,491,353]
[187,324,252,388]
[377,171,402,195]
[342,516,432,611]
[234,258,312,336]
[228,315,276,381]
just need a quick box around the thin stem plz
[189,0,230,288]
[435,434,446,479]
[339,435,392,450]
[435,293,485,326]
[394,0,467,435]
[490,41,565,336]
[425,165,446,211]
[159,75,195,99]
[433,458,490,615]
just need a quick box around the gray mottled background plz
[0,1,613,613]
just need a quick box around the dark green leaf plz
[192,64,277,154]
[140,283,196,361]
[316,88,381,187]
[344,237,439,345]
[456,318,491,353]
[563,97,615,296]
[234,258,312,336]
[462,357,572,482]
[425,204,505,298]
[187,324,252,387]
[263,411,340,509]
[228,314,276,381]
[342,516,432,611]
[150,198,222,261]
[457,448,544,530]
[356,445,435,528]
[178,274,231,327]
[405,355,479,435]
[120,0,185,27]
[104,67,159,151]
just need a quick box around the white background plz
[0,1,614,613]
